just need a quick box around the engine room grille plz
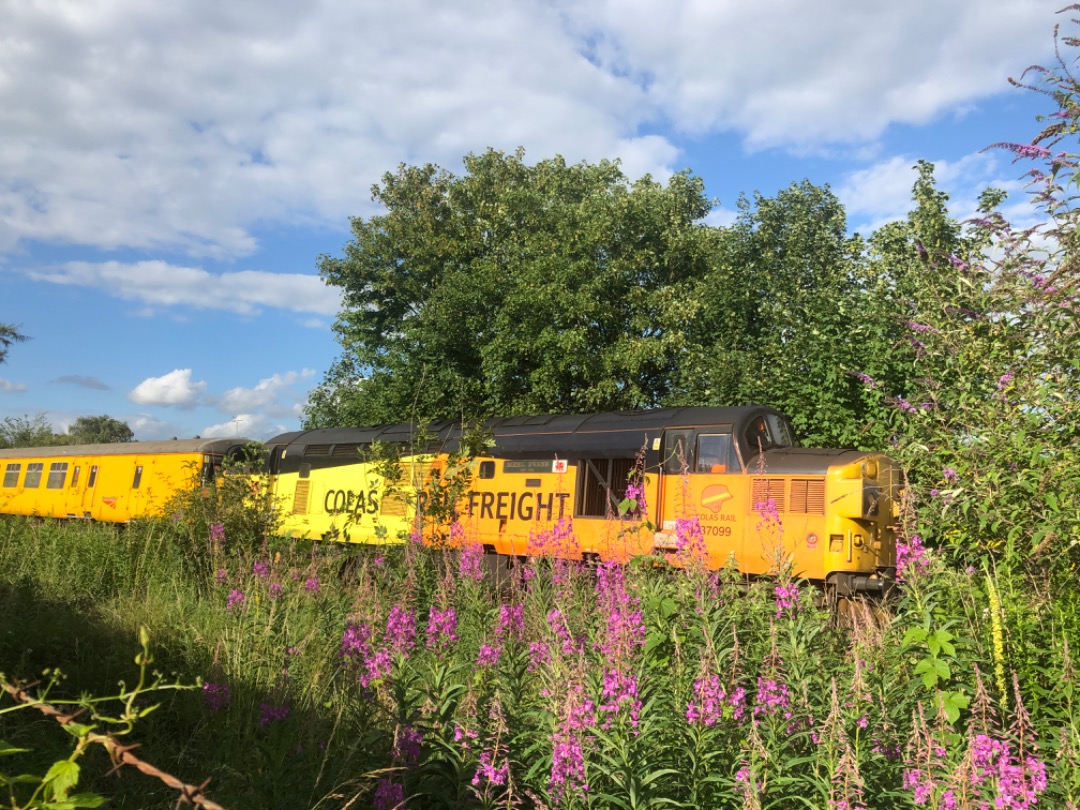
[751,478,786,512]
[331,443,360,457]
[789,478,826,514]
[293,480,311,515]
[304,444,332,456]
[380,492,409,517]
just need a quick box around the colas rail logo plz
[700,485,732,513]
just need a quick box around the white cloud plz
[0,378,27,393]
[27,261,340,316]
[129,369,207,409]
[201,413,289,441]
[0,0,1059,261]
[838,151,1038,235]
[218,369,316,414]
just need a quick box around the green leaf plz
[43,760,80,801]
[0,740,31,756]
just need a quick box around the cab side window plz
[696,434,738,473]
[3,463,20,488]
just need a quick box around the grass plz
[0,513,1078,809]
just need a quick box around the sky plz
[0,0,1067,441]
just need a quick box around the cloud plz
[50,375,110,391]
[129,369,207,409]
[837,150,1036,235]
[217,369,316,414]
[201,413,289,441]
[0,378,27,393]
[28,261,340,316]
[0,0,1057,261]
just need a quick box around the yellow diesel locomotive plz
[0,438,252,522]
[264,406,900,595]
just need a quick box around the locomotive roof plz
[0,438,252,459]
[267,406,789,458]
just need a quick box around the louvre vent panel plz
[331,443,360,457]
[409,462,435,487]
[293,481,311,515]
[304,444,332,456]
[380,493,409,517]
[789,478,826,514]
[751,478,786,512]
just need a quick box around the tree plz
[67,415,134,444]
[306,148,713,427]
[0,323,27,366]
[0,414,62,449]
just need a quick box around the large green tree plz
[306,148,714,427]
[0,414,62,449]
[67,415,134,444]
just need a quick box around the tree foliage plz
[67,415,134,444]
[0,323,27,366]
[0,414,63,449]
[307,148,714,427]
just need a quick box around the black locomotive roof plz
[268,406,789,460]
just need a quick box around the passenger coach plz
[0,438,251,522]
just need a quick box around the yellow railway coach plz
[0,438,251,522]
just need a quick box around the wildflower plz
[226,589,246,611]
[851,371,876,388]
[496,603,524,640]
[252,559,271,579]
[471,749,509,790]
[774,581,800,618]
[598,668,641,730]
[373,555,386,567]
[459,540,485,581]
[202,681,230,712]
[209,522,225,548]
[268,582,284,600]
[393,725,422,763]
[942,467,958,483]
[477,643,502,668]
[896,535,930,581]
[907,321,935,333]
[215,567,228,585]
[686,674,726,727]
[373,778,403,810]
[259,703,289,727]
[386,605,417,654]
[675,515,705,559]
[304,576,321,593]
[426,606,459,650]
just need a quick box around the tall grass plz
[1,513,1078,809]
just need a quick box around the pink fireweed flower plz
[528,641,551,671]
[774,581,801,618]
[459,540,485,582]
[386,605,417,654]
[527,517,576,557]
[373,778,404,810]
[209,522,225,548]
[393,725,422,764]
[268,582,284,600]
[471,749,509,790]
[252,559,271,579]
[752,677,792,724]
[259,702,289,727]
[896,535,930,581]
[304,576,321,593]
[496,603,525,640]
[202,681,230,712]
[686,674,726,727]
[675,515,706,560]
[215,567,228,585]
[226,589,246,611]
[598,668,641,730]
[477,643,502,668]
[426,606,459,650]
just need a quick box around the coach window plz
[696,434,738,474]
[3,463,20,488]
[87,466,98,488]
[71,466,81,488]
[24,463,44,489]
[47,462,69,489]
[132,466,143,489]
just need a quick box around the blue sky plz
[0,0,1065,440]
